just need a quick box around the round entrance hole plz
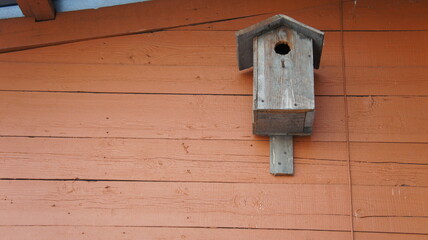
[274,42,291,55]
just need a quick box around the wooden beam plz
[16,0,55,21]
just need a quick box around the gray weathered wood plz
[253,27,314,135]
[237,15,323,175]
[255,27,314,111]
[254,111,305,135]
[236,14,324,70]
[270,135,293,175]
[304,111,315,134]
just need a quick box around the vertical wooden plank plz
[253,27,314,135]
[270,135,293,175]
[255,27,314,111]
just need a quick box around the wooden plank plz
[8,227,425,240]
[345,32,428,95]
[346,67,428,96]
[344,32,428,67]
[0,64,253,95]
[16,0,55,21]
[0,32,343,96]
[351,162,428,187]
[355,232,428,240]
[0,31,237,66]
[0,180,351,230]
[0,137,348,184]
[353,185,428,234]
[0,30,341,67]
[0,0,340,53]
[0,62,341,96]
[348,97,428,143]
[0,226,352,240]
[350,143,428,165]
[350,142,428,187]
[270,136,294,175]
[342,0,428,30]
[0,92,346,141]
[254,27,314,111]
[176,1,341,31]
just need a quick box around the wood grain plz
[0,63,253,95]
[348,97,428,143]
[0,31,343,95]
[351,162,428,187]
[176,1,340,31]
[353,185,428,234]
[0,0,340,53]
[0,62,342,96]
[0,180,351,230]
[0,92,346,141]
[350,143,428,165]
[345,32,428,95]
[342,0,428,30]
[270,136,294,175]
[0,137,348,184]
[345,32,427,67]
[255,27,314,111]
[346,67,428,96]
[0,226,352,240]
[350,142,428,187]
[0,31,342,67]
[0,0,426,237]
[0,31,236,66]
[355,232,428,240]
[236,15,323,70]
[5,226,427,240]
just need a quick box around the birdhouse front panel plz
[253,26,315,135]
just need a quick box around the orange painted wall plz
[0,0,427,239]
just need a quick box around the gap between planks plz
[0,178,348,185]
[1,135,428,145]
[340,0,355,239]
[0,178,427,189]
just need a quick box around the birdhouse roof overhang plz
[236,14,324,70]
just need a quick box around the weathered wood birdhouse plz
[236,15,324,175]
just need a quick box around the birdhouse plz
[236,15,324,175]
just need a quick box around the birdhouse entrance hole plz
[274,41,290,55]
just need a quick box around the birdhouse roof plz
[236,14,324,70]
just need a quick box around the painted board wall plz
[0,0,427,239]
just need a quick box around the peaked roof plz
[236,14,324,70]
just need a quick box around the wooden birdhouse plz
[236,15,324,175]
